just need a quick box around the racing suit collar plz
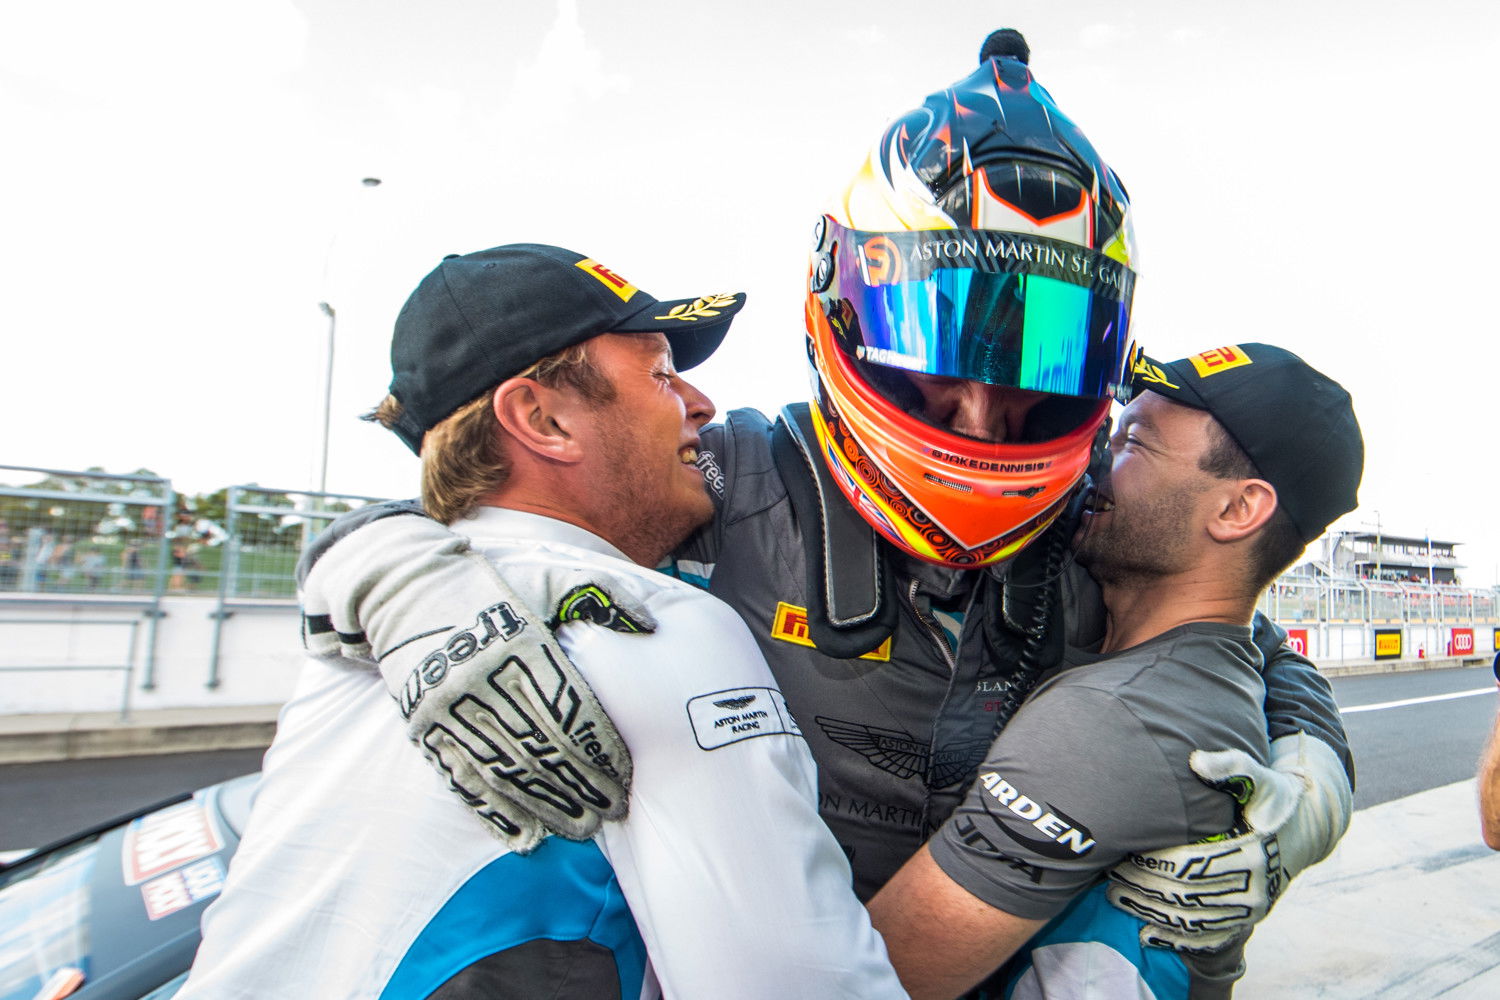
[896,550,989,602]
[453,505,635,565]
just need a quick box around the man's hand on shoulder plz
[298,504,645,853]
[1105,731,1352,951]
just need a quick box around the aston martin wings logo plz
[815,716,990,789]
[714,695,757,710]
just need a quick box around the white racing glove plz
[299,510,651,854]
[1106,731,1353,951]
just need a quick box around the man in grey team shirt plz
[868,343,1365,1000]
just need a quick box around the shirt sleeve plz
[1251,612,1354,784]
[928,683,1192,921]
[564,586,907,1000]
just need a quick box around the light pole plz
[317,301,337,496]
[315,177,382,497]
[1364,510,1382,581]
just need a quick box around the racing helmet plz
[805,29,1138,567]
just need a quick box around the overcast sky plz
[3,0,1497,583]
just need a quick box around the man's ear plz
[1207,479,1278,543]
[492,378,585,464]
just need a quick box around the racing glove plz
[1105,731,1353,951]
[298,505,648,854]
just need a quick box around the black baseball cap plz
[387,244,746,454]
[1128,343,1364,543]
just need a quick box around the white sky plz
[2,0,1497,584]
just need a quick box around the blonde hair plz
[365,343,613,523]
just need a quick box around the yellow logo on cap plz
[771,602,891,661]
[1189,346,1253,378]
[1132,353,1179,390]
[576,258,639,302]
[655,293,738,323]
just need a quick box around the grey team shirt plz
[930,622,1270,919]
[675,406,1349,901]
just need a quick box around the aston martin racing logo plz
[687,687,802,750]
[815,716,989,790]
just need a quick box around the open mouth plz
[679,446,699,465]
[1082,484,1115,513]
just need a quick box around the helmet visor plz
[814,216,1135,399]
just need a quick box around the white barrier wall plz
[0,596,303,715]
[1,597,1495,717]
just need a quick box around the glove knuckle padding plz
[299,514,644,854]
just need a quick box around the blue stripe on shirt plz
[381,837,645,999]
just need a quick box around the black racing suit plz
[671,405,1352,901]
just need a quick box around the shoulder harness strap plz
[772,403,898,658]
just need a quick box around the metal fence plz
[1258,574,1499,661]
[2,462,1498,699]
[0,469,391,603]
[0,464,176,599]
[205,485,391,686]
[0,465,393,699]
[1258,576,1500,625]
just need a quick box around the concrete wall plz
[0,595,303,715]
[2,594,1496,717]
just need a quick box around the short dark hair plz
[1199,420,1305,594]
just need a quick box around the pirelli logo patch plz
[771,602,891,661]
[1188,345,1253,378]
[575,258,639,302]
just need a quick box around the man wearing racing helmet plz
[670,27,1349,904]
[296,28,1353,988]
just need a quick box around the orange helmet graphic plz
[806,31,1137,567]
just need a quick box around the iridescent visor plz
[819,217,1135,398]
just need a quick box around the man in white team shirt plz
[179,244,906,999]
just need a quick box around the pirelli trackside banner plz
[1373,628,1403,660]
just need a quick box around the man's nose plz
[679,376,716,428]
[949,382,1035,443]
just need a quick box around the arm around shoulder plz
[1253,611,1354,784]
[868,845,1043,1000]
